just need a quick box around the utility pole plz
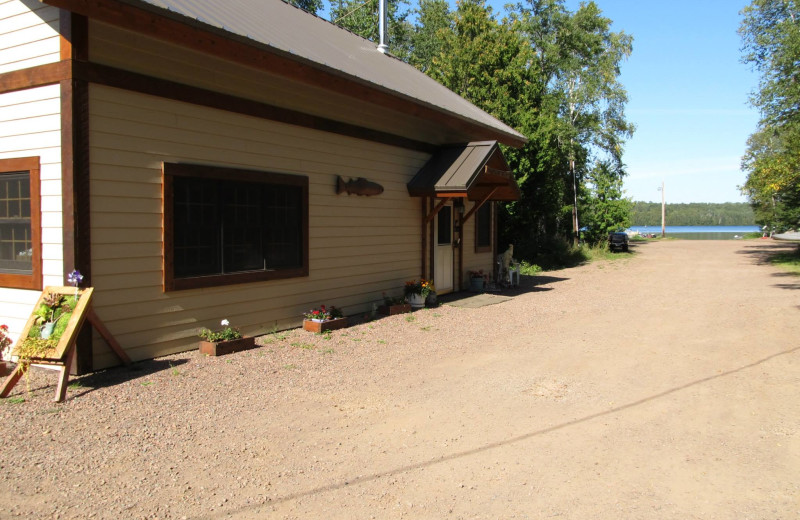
[659,181,666,238]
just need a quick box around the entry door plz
[434,204,454,294]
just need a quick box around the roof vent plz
[377,0,388,53]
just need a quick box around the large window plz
[475,201,493,253]
[0,157,41,290]
[163,163,308,291]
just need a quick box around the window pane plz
[264,185,302,268]
[222,182,264,272]
[437,206,452,245]
[476,203,491,248]
[174,176,221,277]
[0,172,32,274]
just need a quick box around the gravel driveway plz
[1,239,798,519]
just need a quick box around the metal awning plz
[407,141,521,201]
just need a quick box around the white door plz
[434,204,454,294]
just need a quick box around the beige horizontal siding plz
[89,85,429,368]
[0,1,59,73]
[88,21,449,145]
[0,83,62,345]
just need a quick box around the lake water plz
[628,225,760,240]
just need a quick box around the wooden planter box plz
[303,317,348,333]
[378,303,412,316]
[199,336,256,357]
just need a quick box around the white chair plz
[508,262,520,286]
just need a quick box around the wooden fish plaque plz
[336,176,384,196]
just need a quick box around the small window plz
[437,206,452,245]
[0,157,41,290]
[475,202,492,253]
[163,163,308,291]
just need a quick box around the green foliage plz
[517,260,542,275]
[198,322,243,342]
[285,0,322,15]
[331,0,412,58]
[740,0,800,232]
[581,160,632,244]
[631,202,756,226]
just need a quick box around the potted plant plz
[403,279,435,309]
[302,305,348,333]
[198,319,256,356]
[378,293,411,316]
[468,269,489,292]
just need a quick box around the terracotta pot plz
[198,336,256,357]
[302,317,348,333]
[378,303,411,316]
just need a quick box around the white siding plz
[0,83,62,347]
[0,0,59,73]
[89,85,429,368]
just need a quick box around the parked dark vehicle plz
[608,232,629,252]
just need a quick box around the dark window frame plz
[163,163,309,292]
[0,157,42,290]
[474,201,493,253]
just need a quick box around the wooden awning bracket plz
[461,187,499,224]
[424,197,452,223]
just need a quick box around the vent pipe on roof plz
[377,0,389,53]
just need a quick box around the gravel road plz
[1,239,798,520]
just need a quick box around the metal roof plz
[109,0,526,146]
[407,142,521,201]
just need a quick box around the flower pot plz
[378,303,411,316]
[469,277,485,292]
[303,317,348,333]
[199,336,256,357]
[407,293,425,309]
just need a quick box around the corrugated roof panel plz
[125,0,525,145]
[438,143,494,191]
[408,141,520,201]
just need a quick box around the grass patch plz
[291,342,314,350]
[321,348,334,355]
[770,246,800,274]
[5,396,25,404]
[518,261,542,276]
[405,315,416,323]
[68,381,83,390]
[283,364,298,370]
[141,381,154,387]
[377,340,387,345]
[420,326,431,331]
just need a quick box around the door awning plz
[407,141,520,201]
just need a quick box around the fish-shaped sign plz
[336,176,384,196]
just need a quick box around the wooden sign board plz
[11,286,94,362]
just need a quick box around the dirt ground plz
[1,239,799,520]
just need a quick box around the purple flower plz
[67,270,83,287]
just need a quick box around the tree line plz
[739,0,800,233]
[631,202,755,227]
[290,0,635,254]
